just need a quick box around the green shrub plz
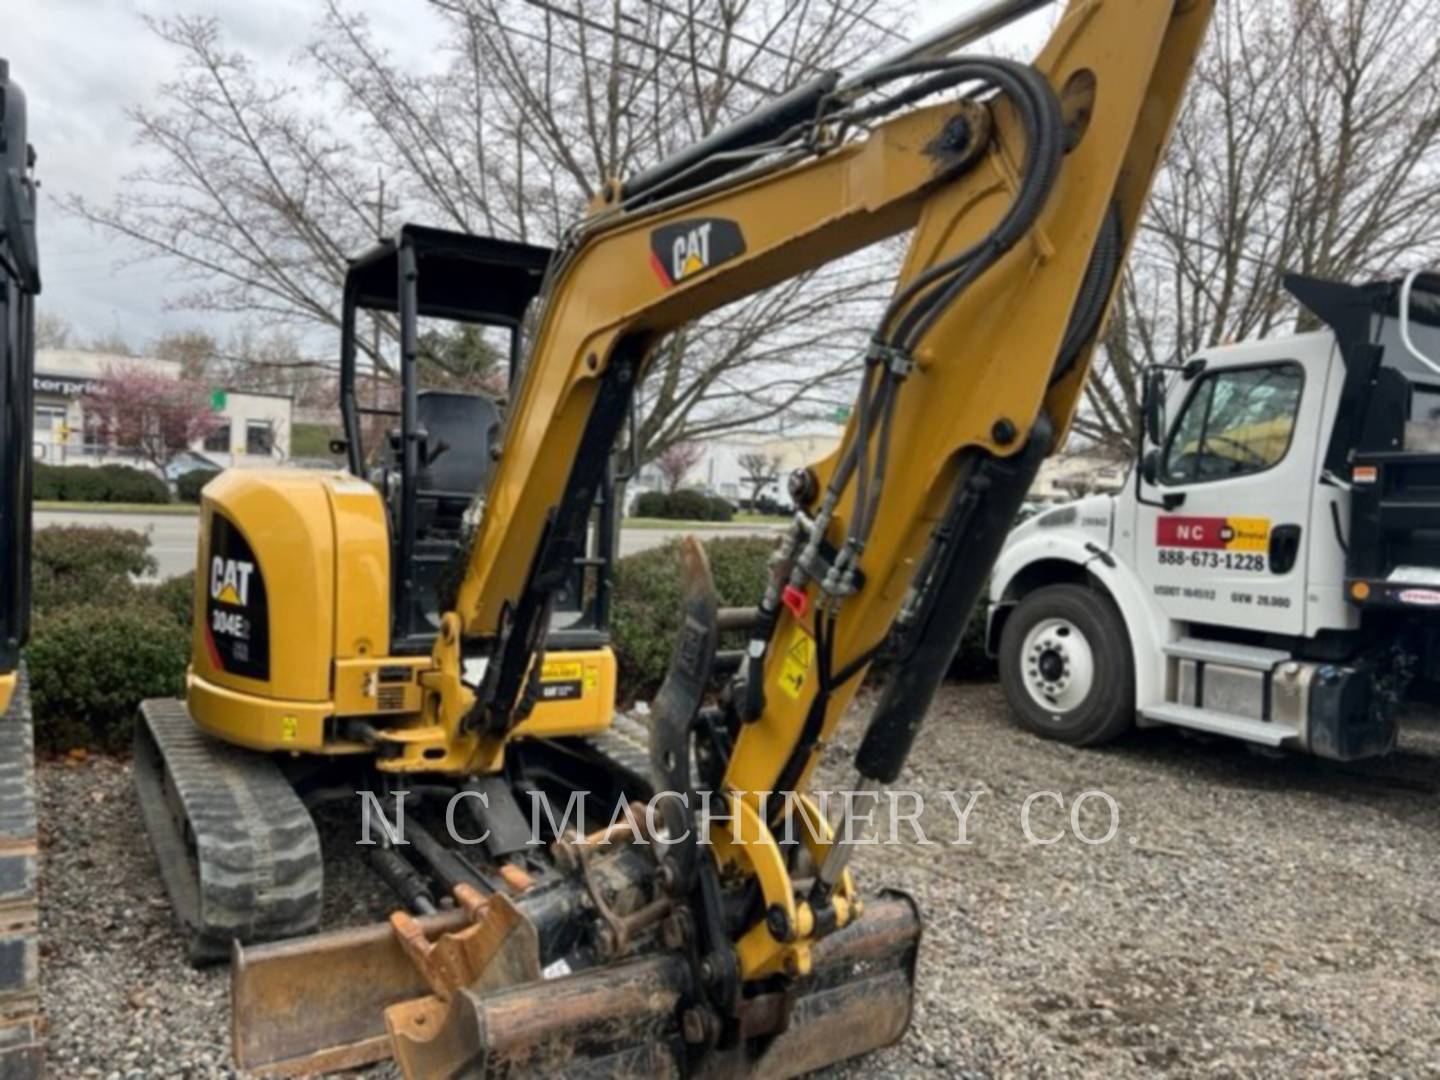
[632,490,668,518]
[668,489,729,522]
[176,468,220,503]
[32,462,169,504]
[32,526,156,614]
[610,534,995,702]
[28,600,190,751]
[611,536,776,702]
[145,571,195,629]
[27,527,193,749]
[630,489,734,522]
[98,464,171,503]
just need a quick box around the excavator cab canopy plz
[335,225,614,650]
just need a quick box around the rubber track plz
[580,711,659,799]
[134,699,323,964]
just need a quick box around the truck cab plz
[987,272,1440,760]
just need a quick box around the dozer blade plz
[232,906,472,1075]
[233,892,920,1077]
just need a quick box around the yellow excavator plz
[133,0,1214,1074]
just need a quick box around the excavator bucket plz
[231,892,921,1077]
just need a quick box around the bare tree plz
[64,17,378,361]
[34,312,72,350]
[737,451,782,509]
[152,328,220,379]
[66,1,901,464]
[86,330,136,356]
[655,440,704,493]
[1077,0,1440,451]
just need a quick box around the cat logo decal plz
[649,218,746,287]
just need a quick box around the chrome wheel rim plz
[1019,616,1095,714]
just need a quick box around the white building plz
[630,431,841,511]
[33,349,293,474]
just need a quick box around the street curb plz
[33,503,198,516]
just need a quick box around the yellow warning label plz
[542,660,584,684]
[583,665,599,690]
[778,628,815,700]
[280,715,298,743]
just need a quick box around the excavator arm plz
[231,1,1213,1074]
[426,0,1208,975]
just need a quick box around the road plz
[34,508,780,579]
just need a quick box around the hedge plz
[33,462,170,504]
[610,534,993,702]
[28,526,189,751]
[32,526,157,615]
[632,489,734,522]
[611,536,775,701]
[28,601,189,751]
[176,468,220,503]
[151,570,195,628]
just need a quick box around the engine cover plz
[188,468,392,752]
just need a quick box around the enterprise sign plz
[34,373,104,398]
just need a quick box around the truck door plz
[1135,347,1324,635]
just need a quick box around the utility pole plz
[360,170,398,410]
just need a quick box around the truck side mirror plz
[1141,448,1161,487]
[1141,369,1166,446]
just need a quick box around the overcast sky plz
[7,0,1050,351]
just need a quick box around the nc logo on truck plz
[649,218,746,287]
[210,557,255,607]
[1157,515,1269,552]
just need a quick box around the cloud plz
[9,0,446,348]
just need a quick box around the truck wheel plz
[999,583,1133,746]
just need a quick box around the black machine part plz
[0,59,37,674]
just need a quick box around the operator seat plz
[402,390,502,631]
[415,389,501,530]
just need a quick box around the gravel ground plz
[39,683,1440,1076]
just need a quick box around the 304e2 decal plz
[649,218,745,287]
[1156,515,1270,572]
[203,514,270,680]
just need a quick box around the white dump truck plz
[987,272,1440,760]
